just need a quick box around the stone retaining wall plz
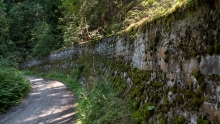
[21,1,220,123]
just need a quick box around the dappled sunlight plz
[30,78,44,82]
[29,92,40,96]
[0,76,76,124]
[48,93,61,97]
[22,107,76,124]
[23,116,38,122]
[124,0,187,32]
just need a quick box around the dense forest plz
[0,0,63,63]
[0,0,186,63]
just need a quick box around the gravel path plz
[0,76,77,124]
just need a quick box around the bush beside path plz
[0,76,76,124]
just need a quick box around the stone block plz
[182,58,199,74]
[166,73,175,80]
[161,59,167,71]
[157,47,166,58]
[147,51,152,60]
[187,76,192,88]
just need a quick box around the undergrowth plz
[60,0,191,45]
[0,60,30,113]
[22,66,134,124]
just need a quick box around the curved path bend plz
[0,76,77,124]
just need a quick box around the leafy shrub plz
[0,58,19,69]
[0,67,30,113]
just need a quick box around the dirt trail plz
[0,76,77,124]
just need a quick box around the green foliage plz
[0,65,30,113]
[71,64,85,79]
[22,65,134,124]
[147,105,155,110]
[112,76,127,94]
[188,97,203,109]
[21,70,36,76]
[0,1,15,61]
[8,1,44,60]
[60,0,138,44]
[78,82,134,124]
[0,58,19,69]
[0,0,63,62]
[197,117,211,124]
[158,114,167,124]
[176,94,184,103]
[32,22,59,57]
[194,70,205,85]
[132,103,154,123]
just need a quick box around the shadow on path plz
[0,76,77,124]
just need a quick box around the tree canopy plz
[0,0,63,62]
[0,0,187,63]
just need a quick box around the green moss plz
[194,70,205,85]
[133,101,140,110]
[132,103,154,123]
[176,94,184,104]
[128,69,151,84]
[148,91,161,103]
[190,41,197,57]
[198,82,207,92]
[188,97,204,109]
[182,89,194,99]
[164,55,170,63]
[175,115,186,124]
[157,69,163,78]
[127,26,138,38]
[158,114,167,124]
[191,49,197,57]
[169,83,177,94]
[208,46,215,55]
[152,81,163,88]
[215,42,220,54]
[132,77,142,84]
[131,88,142,97]
[197,117,210,124]
[166,14,175,24]
[159,97,171,113]
[159,104,170,113]
[71,64,85,79]
[172,54,179,60]
[112,76,127,94]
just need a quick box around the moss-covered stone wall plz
[20,0,220,123]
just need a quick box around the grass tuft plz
[22,65,134,124]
